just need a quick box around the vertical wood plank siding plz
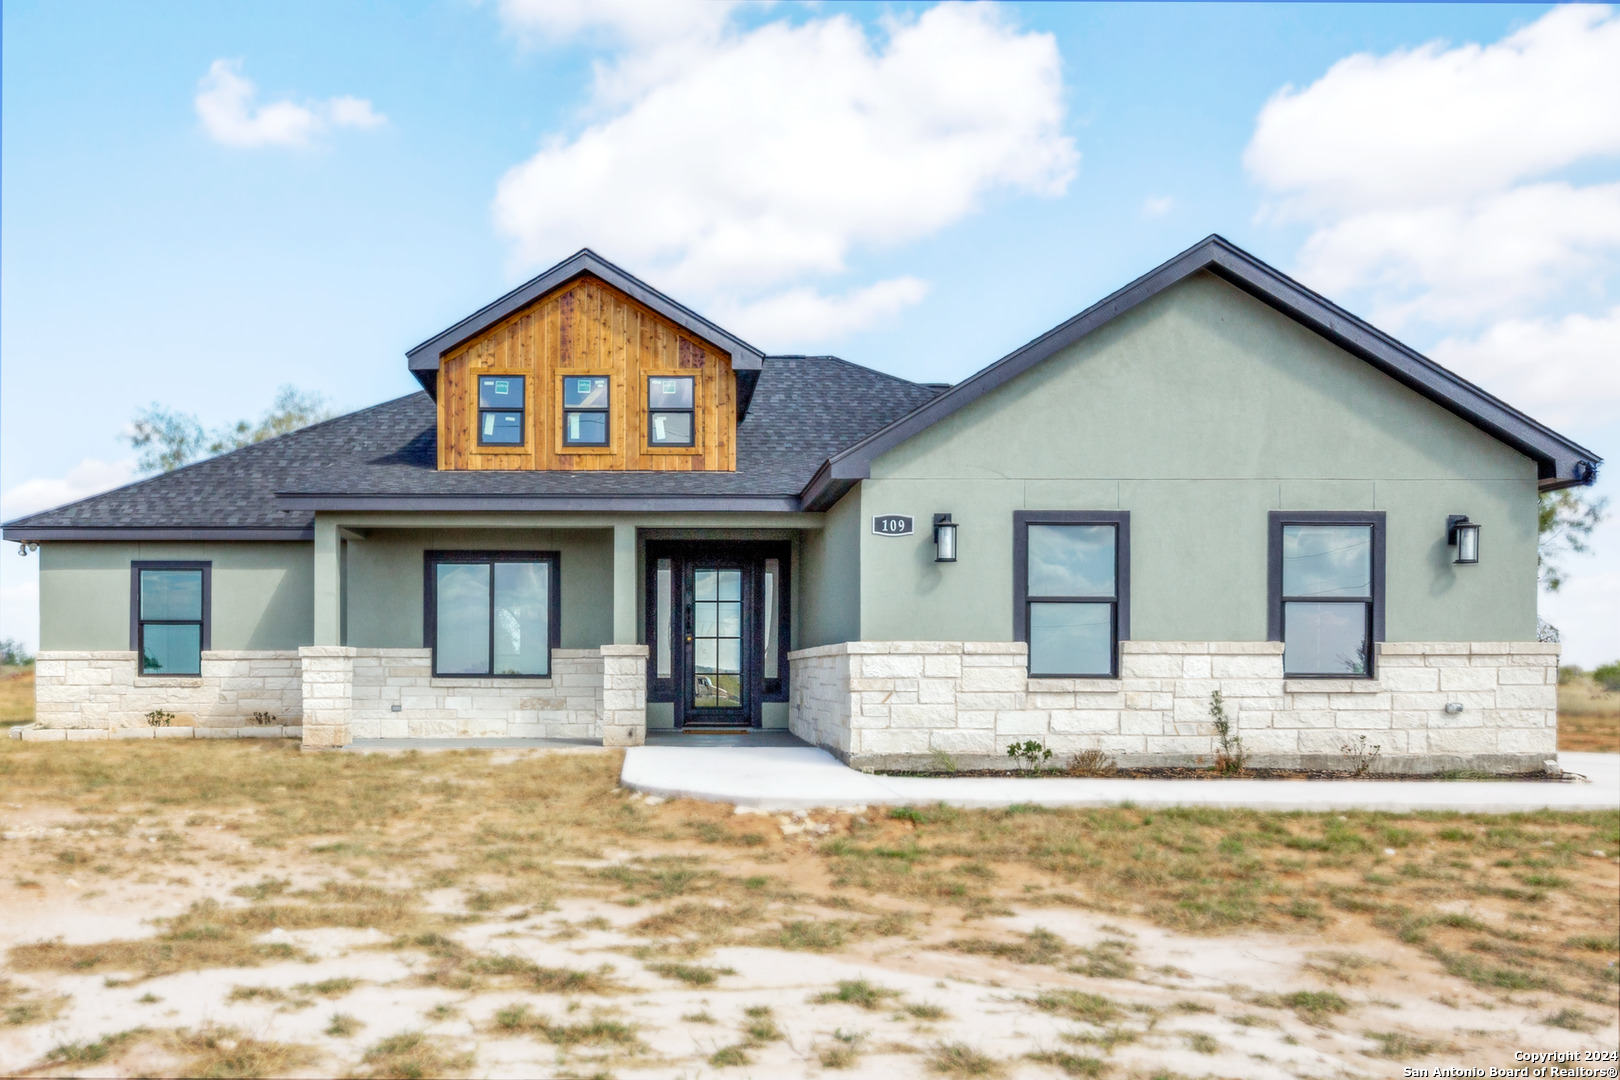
[436,276,737,472]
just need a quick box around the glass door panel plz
[691,568,744,711]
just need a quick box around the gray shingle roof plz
[2,356,943,534]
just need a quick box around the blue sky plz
[3,1,1616,663]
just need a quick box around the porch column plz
[313,517,342,646]
[612,523,637,645]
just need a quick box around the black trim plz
[405,251,765,396]
[802,235,1600,507]
[1267,511,1385,678]
[424,550,562,678]
[1013,512,1130,678]
[476,375,527,448]
[647,376,697,448]
[275,494,802,513]
[130,561,211,676]
[5,527,313,542]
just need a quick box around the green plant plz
[1339,735,1383,777]
[0,638,33,666]
[929,748,960,774]
[1209,691,1245,774]
[145,709,175,728]
[1593,661,1620,694]
[1006,740,1053,773]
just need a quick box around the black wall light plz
[932,513,958,562]
[1446,515,1480,565]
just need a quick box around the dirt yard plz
[0,741,1615,1079]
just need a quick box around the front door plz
[685,561,750,726]
[645,541,790,730]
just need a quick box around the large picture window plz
[1268,512,1384,678]
[425,552,560,678]
[130,561,210,676]
[1013,512,1129,678]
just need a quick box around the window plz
[425,552,560,677]
[130,562,209,676]
[563,376,610,446]
[1268,512,1384,677]
[1013,512,1129,677]
[647,376,695,446]
[478,376,525,446]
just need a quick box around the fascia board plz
[405,250,765,374]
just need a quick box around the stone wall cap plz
[599,645,651,657]
[299,646,359,657]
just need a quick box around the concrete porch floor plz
[619,748,1620,813]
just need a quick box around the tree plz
[125,385,333,473]
[1538,488,1608,593]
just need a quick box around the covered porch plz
[297,511,825,749]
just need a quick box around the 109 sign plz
[871,515,914,536]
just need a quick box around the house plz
[4,236,1602,773]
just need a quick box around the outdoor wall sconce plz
[933,513,958,563]
[1447,515,1480,565]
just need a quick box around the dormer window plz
[648,377,695,447]
[478,376,525,446]
[563,376,610,446]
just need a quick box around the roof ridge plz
[766,352,934,389]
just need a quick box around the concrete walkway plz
[620,747,1620,813]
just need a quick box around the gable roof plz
[404,249,766,398]
[801,234,1601,510]
[2,358,943,538]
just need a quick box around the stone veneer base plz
[787,640,1558,776]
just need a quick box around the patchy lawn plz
[0,741,1615,1078]
[1559,675,1620,753]
[0,665,33,727]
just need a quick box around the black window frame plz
[130,561,211,677]
[424,550,562,679]
[1267,511,1385,679]
[562,376,611,447]
[646,375,696,448]
[1013,511,1130,678]
[476,375,527,448]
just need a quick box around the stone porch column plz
[600,644,648,747]
[299,646,356,749]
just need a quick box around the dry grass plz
[1,738,1615,1030]
[1559,676,1620,752]
[165,1024,320,1078]
[0,976,69,1026]
[0,664,33,726]
[926,1041,1006,1077]
[358,1030,473,1080]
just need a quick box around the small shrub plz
[145,709,175,728]
[1065,748,1117,777]
[1339,735,1383,777]
[1209,691,1245,774]
[1593,660,1620,693]
[929,748,960,774]
[1006,740,1053,773]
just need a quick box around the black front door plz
[646,541,790,730]
[685,560,750,726]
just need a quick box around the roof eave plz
[808,235,1601,493]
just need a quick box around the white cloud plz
[1141,195,1174,218]
[712,276,929,347]
[195,60,386,149]
[492,2,1075,345]
[497,0,740,48]
[1245,5,1620,330]
[1431,305,1620,427]
[1,458,137,521]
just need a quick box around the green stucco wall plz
[798,486,862,647]
[39,542,313,650]
[857,271,1540,644]
[343,528,614,649]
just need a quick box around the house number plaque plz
[871,515,914,536]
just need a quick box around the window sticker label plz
[494,379,509,395]
[577,379,592,393]
[484,415,495,436]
